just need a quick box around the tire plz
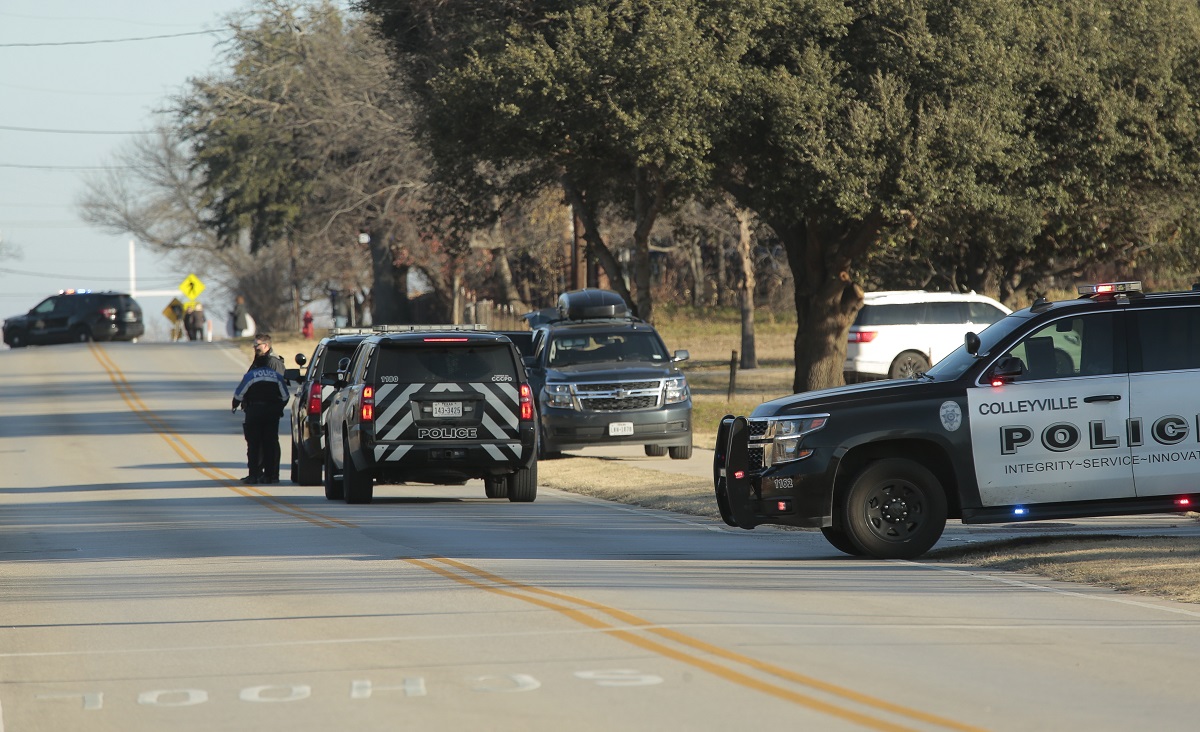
[841,458,947,559]
[7,331,25,348]
[72,325,92,343]
[323,433,343,500]
[668,444,693,460]
[506,463,538,502]
[820,526,864,556]
[644,445,667,457]
[888,351,931,380]
[343,436,373,504]
[484,477,508,499]
[291,439,322,486]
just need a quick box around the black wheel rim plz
[862,478,927,543]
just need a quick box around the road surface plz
[3,341,1200,731]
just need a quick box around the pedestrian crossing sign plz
[180,274,205,302]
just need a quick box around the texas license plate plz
[432,402,463,418]
[608,422,634,436]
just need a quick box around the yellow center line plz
[433,556,987,732]
[87,341,354,529]
[412,557,989,732]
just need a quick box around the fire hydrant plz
[301,310,315,340]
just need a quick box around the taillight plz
[848,330,877,343]
[361,385,375,422]
[519,383,533,421]
[307,382,322,415]
[98,307,117,320]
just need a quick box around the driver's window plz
[1002,314,1117,381]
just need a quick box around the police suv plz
[715,281,1200,559]
[323,326,537,504]
[286,329,376,485]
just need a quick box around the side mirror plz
[318,375,342,388]
[964,332,981,356]
[295,353,307,367]
[672,349,690,363]
[522,355,539,370]
[283,368,302,383]
[990,356,1025,383]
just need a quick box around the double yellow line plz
[411,556,988,732]
[88,342,353,529]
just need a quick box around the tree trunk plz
[776,214,881,393]
[561,174,636,313]
[731,201,757,370]
[492,247,526,311]
[368,227,409,324]
[631,166,663,324]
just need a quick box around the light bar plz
[424,337,469,342]
[1077,281,1142,296]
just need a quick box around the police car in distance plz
[715,281,1200,559]
[286,329,378,485]
[322,325,537,504]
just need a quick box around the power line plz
[0,265,177,283]
[0,29,223,48]
[0,163,136,171]
[0,124,148,135]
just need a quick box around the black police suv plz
[716,281,1200,559]
[524,289,693,459]
[322,326,538,504]
[3,290,144,347]
[286,329,376,485]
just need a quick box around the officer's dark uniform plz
[233,354,290,484]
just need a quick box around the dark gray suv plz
[3,290,144,347]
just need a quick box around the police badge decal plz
[939,401,963,432]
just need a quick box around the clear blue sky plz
[0,1,329,339]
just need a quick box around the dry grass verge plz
[539,456,722,519]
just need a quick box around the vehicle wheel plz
[888,351,931,380]
[484,477,508,499]
[644,445,667,457]
[668,445,693,460]
[841,458,947,559]
[323,433,343,500]
[820,526,864,556]
[291,440,322,486]
[506,463,538,502]
[7,331,25,348]
[343,436,373,504]
[72,325,91,343]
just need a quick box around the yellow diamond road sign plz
[179,273,205,302]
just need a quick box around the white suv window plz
[845,292,1011,381]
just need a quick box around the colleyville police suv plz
[715,281,1200,559]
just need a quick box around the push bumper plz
[713,416,833,530]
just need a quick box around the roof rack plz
[372,324,490,332]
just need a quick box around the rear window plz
[377,344,517,382]
[854,303,927,326]
[321,344,360,375]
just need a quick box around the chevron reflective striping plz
[480,412,511,440]
[431,383,465,393]
[482,444,505,461]
[376,384,421,441]
[472,383,517,429]
[375,444,413,462]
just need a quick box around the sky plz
[0,1,331,340]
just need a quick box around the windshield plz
[922,312,1033,380]
[548,332,669,367]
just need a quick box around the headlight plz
[543,383,574,409]
[663,376,689,404]
[760,415,828,466]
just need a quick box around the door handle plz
[1084,394,1122,403]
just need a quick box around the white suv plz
[844,291,1010,381]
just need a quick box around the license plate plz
[608,422,634,436]
[432,401,463,418]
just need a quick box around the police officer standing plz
[232,333,289,484]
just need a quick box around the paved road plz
[3,341,1200,731]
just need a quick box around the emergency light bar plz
[1077,281,1142,297]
